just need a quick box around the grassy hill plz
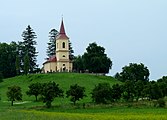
[1,73,167,120]
[0,73,120,106]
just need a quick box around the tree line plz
[0,25,38,78]
[0,26,75,79]
[6,74,167,108]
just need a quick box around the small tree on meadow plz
[6,85,22,106]
[66,84,86,105]
[41,82,63,108]
[91,83,113,104]
[26,82,42,101]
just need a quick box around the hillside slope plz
[0,73,120,105]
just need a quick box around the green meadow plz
[0,73,167,120]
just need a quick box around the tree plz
[66,84,86,105]
[111,84,123,101]
[24,52,30,75]
[21,25,38,73]
[46,29,59,58]
[118,63,150,82]
[6,85,22,106]
[41,82,63,108]
[157,76,167,97]
[0,71,3,82]
[91,83,112,104]
[149,81,163,100]
[143,81,163,100]
[73,55,84,72]
[69,40,74,60]
[26,82,42,101]
[15,54,20,75]
[83,42,112,74]
[0,42,18,78]
[122,80,135,102]
[134,80,145,101]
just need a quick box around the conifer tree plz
[21,25,38,73]
[46,29,59,58]
[15,54,20,75]
[24,52,30,75]
[69,40,74,60]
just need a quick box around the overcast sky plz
[0,0,167,80]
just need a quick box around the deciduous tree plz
[91,83,112,104]
[66,84,86,105]
[26,82,42,101]
[83,42,112,74]
[41,82,63,108]
[6,85,22,106]
[118,63,149,82]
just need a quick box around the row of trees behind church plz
[0,25,111,79]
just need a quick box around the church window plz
[62,42,65,48]
[57,43,58,48]
[63,64,65,66]
[63,55,65,57]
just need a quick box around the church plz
[43,19,73,73]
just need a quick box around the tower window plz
[63,64,65,66]
[63,55,65,57]
[62,42,65,48]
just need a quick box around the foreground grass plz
[0,107,167,120]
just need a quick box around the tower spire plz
[57,18,69,39]
[60,18,65,34]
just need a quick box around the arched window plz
[62,42,65,48]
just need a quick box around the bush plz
[157,98,166,107]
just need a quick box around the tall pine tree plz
[21,25,38,73]
[69,40,74,60]
[46,29,59,58]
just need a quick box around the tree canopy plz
[66,84,86,105]
[46,29,59,58]
[82,42,112,74]
[0,42,18,78]
[117,63,150,82]
[26,82,42,101]
[6,85,22,106]
[21,25,38,73]
[41,81,63,108]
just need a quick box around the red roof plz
[56,19,69,39]
[43,55,57,64]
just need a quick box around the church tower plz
[56,19,72,72]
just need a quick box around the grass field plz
[0,106,167,120]
[0,73,120,103]
[0,73,167,120]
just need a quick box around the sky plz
[0,0,167,80]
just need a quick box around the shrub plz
[157,98,166,107]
